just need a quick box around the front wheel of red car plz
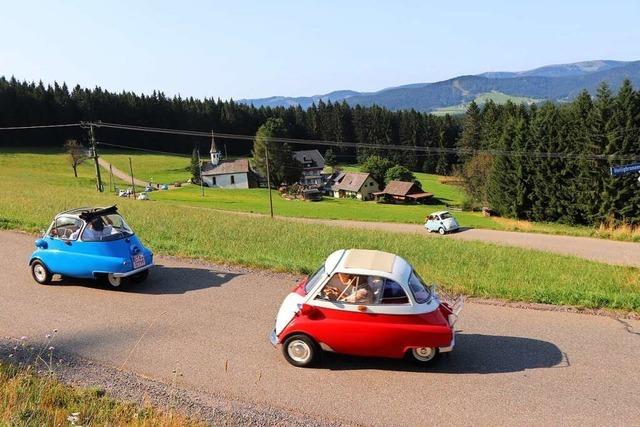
[408,347,439,365]
[282,334,320,368]
[31,260,52,285]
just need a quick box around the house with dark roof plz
[292,149,325,186]
[201,139,258,188]
[332,172,379,200]
[373,180,433,203]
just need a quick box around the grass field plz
[432,91,541,116]
[0,362,199,426]
[1,149,639,312]
[100,149,191,184]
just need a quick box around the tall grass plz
[1,150,640,311]
[0,363,200,426]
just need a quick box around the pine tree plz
[252,118,303,186]
[457,101,481,163]
[190,146,200,182]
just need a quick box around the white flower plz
[48,346,55,351]
[20,336,27,340]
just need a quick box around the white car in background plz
[424,211,460,235]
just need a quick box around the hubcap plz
[288,340,311,363]
[107,274,121,287]
[34,264,46,281]
[413,347,436,361]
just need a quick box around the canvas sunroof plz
[343,249,396,273]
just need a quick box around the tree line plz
[0,76,460,174]
[459,80,640,226]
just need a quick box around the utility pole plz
[128,157,136,198]
[198,141,205,197]
[89,124,103,192]
[109,164,113,192]
[265,139,274,218]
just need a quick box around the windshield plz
[440,212,452,219]
[81,214,134,242]
[408,271,433,304]
[304,265,326,294]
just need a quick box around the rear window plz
[408,272,433,304]
[304,266,326,294]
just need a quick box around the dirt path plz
[2,230,639,426]
[97,157,150,188]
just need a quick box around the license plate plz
[133,254,146,269]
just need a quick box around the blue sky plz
[1,1,638,99]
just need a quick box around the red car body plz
[270,249,462,367]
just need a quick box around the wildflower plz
[46,334,51,339]
[20,336,27,341]
[48,346,55,351]
[53,329,58,333]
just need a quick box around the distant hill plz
[239,60,640,112]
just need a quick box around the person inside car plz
[81,217,115,241]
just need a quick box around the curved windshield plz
[81,214,133,242]
[440,212,452,219]
[408,271,433,304]
[304,266,326,294]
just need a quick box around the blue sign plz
[611,163,640,177]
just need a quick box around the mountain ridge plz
[239,60,640,112]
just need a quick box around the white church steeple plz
[210,134,221,166]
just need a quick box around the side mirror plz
[35,239,48,249]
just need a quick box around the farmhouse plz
[373,180,433,203]
[201,139,258,188]
[292,149,325,186]
[332,172,379,200]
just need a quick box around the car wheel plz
[106,273,127,288]
[282,334,320,368]
[31,260,52,285]
[438,227,446,235]
[408,347,439,365]
[131,269,149,283]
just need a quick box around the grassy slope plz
[432,91,541,115]
[1,150,639,311]
[99,149,191,184]
[0,363,199,426]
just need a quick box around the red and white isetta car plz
[270,249,463,367]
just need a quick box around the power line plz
[0,123,80,130]
[96,140,191,157]
[92,122,640,161]
[1,120,639,162]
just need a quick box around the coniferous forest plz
[1,76,639,226]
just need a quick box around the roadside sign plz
[610,163,640,177]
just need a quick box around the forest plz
[1,76,639,226]
[0,76,460,174]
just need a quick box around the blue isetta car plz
[29,205,153,287]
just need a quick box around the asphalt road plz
[1,230,639,426]
[288,217,640,267]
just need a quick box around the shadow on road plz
[320,333,564,374]
[54,264,241,295]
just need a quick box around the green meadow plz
[1,149,639,312]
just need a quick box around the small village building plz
[332,172,379,200]
[201,139,258,189]
[373,180,433,203]
[292,149,325,186]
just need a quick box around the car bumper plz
[269,329,279,346]
[112,263,154,277]
[439,333,455,353]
